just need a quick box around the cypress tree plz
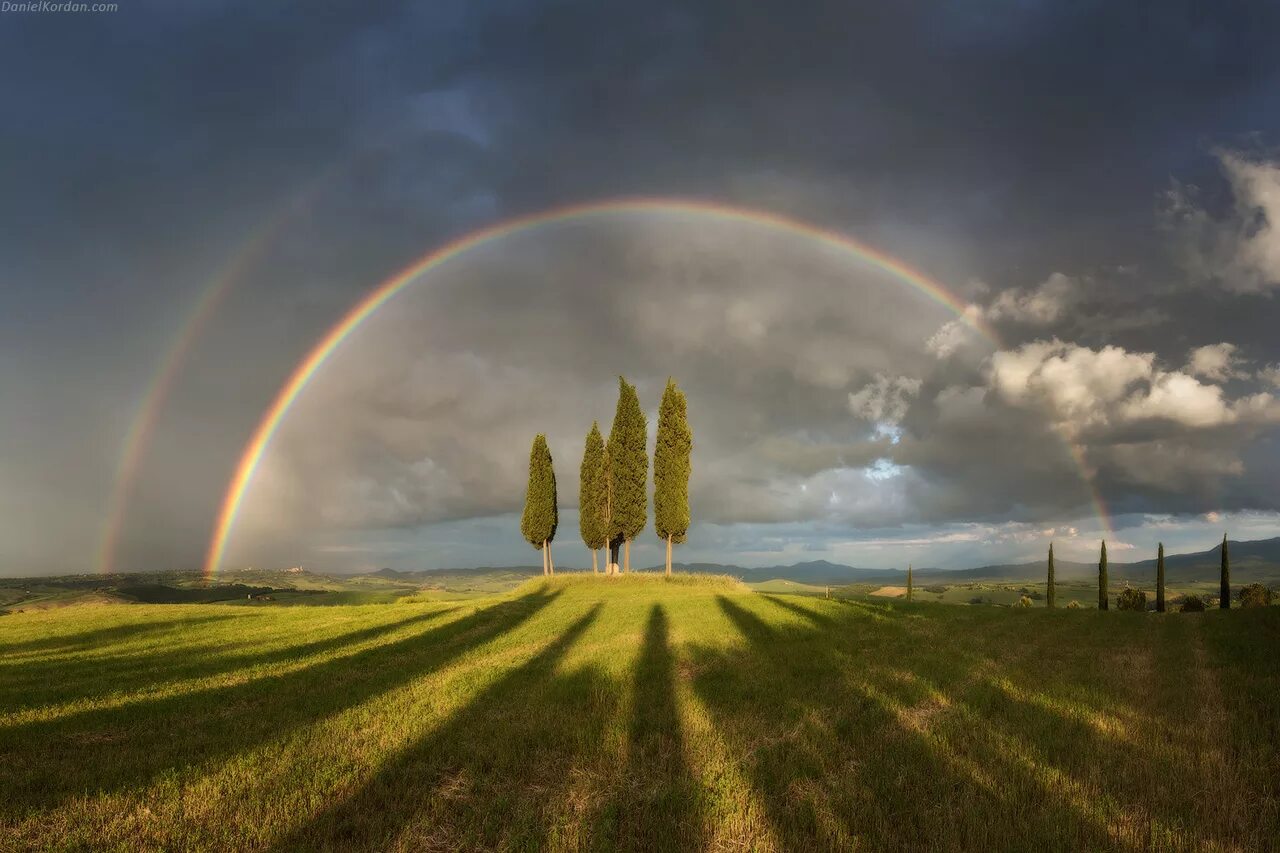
[579,423,609,574]
[1098,540,1109,611]
[607,376,647,573]
[1047,542,1056,608]
[653,378,692,576]
[519,434,558,575]
[906,564,913,602]
[1156,542,1166,612]
[1220,533,1230,609]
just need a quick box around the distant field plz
[1,574,1277,850]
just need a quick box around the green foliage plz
[578,423,609,551]
[1098,540,1109,611]
[1220,533,1231,610]
[1046,542,1055,609]
[1117,585,1147,612]
[1156,542,1166,613]
[607,377,648,544]
[519,434,558,550]
[1180,594,1206,613]
[1238,583,1273,609]
[653,379,692,544]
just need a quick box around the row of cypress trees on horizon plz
[521,376,692,577]
[1041,533,1233,611]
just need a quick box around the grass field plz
[2,574,1277,851]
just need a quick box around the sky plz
[4,1,1280,576]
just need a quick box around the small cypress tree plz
[906,564,913,602]
[1156,542,1166,612]
[1046,542,1056,609]
[653,378,692,576]
[1098,540,1109,611]
[579,422,609,574]
[519,434,558,575]
[1220,533,1230,610]
[607,377,647,573]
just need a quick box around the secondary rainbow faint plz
[95,188,320,576]
[202,197,1110,577]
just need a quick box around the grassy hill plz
[1,574,1276,851]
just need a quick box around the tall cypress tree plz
[653,378,692,576]
[519,434,558,575]
[1047,542,1056,608]
[1098,540,1109,611]
[1156,542,1166,612]
[607,376,647,573]
[907,564,913,602]
[1220,533,1230,609]
[579,422,609,574]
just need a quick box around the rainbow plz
[203,197,1108,576]
[95,184,326,575]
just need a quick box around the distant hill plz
[343,537,1280,587]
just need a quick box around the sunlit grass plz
[1,574,1276,850]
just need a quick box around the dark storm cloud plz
[2,0,1280,573]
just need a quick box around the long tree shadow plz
[0,613,238,657]
[761,594,834,627]
[0,589,560,818]
[692,596,1000,849]
[272,602,610,851]
[692,594,1273,851]
[0,607,460,715]
[597,604,707,850]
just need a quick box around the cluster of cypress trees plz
[522,376,692,577]
[1050,533,1233,611]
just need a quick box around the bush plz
[1015,595,1033,608]
[924,584,947,594]
[1066,600,1081,609]
[1116,585,1147,612]
[969,596,986,605]
[1180,594,1206,612]
[1238,583,1273,609]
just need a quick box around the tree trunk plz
[665,534,672,576]
[591,549,598,574]
[609,538,620,576]
[548,540,554,575]
[542,542,548,575]
[624,539,631,573]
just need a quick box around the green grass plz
[1,573,1276,851]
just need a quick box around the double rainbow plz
[202,198,1108,577]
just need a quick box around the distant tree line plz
[1046,531,1266,612]
[521,377,692,576]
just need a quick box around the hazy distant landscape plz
[7,536,1279,614]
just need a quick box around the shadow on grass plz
[0,607,462,714]
[272,602,609,851]
[686,593,1270,851]
[0,613,238,657]
[0,589,560,816]
[599,604,707,849]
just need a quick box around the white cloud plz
[984,272,1077,325]
[987,339,1280,431]
[848,374,922,427]
[1186,342,1246,382]
[1163,151,1280,292]
[988,340,1152,427]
